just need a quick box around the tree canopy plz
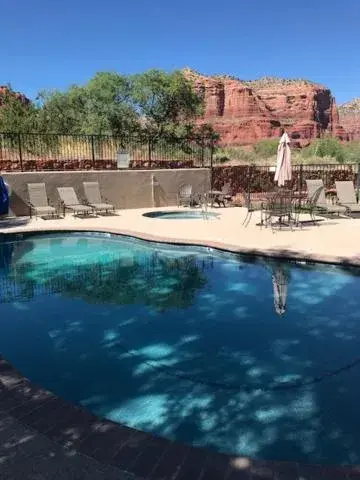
[0,86,38,133]
[0,70,217,149]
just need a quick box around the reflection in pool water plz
[0,232,360,465]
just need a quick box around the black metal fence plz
[212,163,359,195]
[0,132,213,171]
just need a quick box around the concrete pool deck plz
[1,206,360,479]
[2,206,360,266]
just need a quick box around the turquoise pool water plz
[0,232,360,465]
[143,210,219,219]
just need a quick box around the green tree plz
[37,72,138,138]
[82,72,138,137]
[0,86,38,132]
[36,87,87,134]
[130,69,204,158]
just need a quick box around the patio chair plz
[177,184,198,207]
[335,181,360,215]
[27,183,57,219]
[83,182,115,214]
[296,184,323,225]
[57,187,93,217]
[242,192,255,227]
[242,191,266,227]
[306,179,346,216]
[261,191,296,231]
[213,183,232,207]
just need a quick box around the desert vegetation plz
[214,137,360,166]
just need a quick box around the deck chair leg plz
[242,211,249,226]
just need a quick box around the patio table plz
[325,188,337,204]
[207,190,226,207]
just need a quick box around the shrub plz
[253,139,279,158]
[342,141,360,163]
[302,137,345,163]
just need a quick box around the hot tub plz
[142,210,219,220]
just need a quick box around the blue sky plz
[2,0,359,103]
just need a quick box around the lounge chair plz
[306,179,346,216]
[83,182,115,214]
[178,184,198,207]
[27,183,57,219]
[335,181,360,215]
[57,187,93,217]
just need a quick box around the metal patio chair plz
[335,181,360,215]
[57,187,93,217]
[27,183,57,219]
[177,184,198,207]
[83,182,115,215]
[306,179,346,216]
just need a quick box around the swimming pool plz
[143,210,219,219]
[0,232,360,465]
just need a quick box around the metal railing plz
[212,163,359,196]
[0,132,213,171]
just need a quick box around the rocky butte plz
[338,99,360,141]
[184,68,348,147]
[0,85,29,107]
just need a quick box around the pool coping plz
[1,226,360,479]
[1,224,360,267]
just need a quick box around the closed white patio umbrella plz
[272,266,289,316]
[274,132,292,187]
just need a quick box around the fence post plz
[18,133,23,172]
[299,164,304,192]
[91,135,95,169]
[299,164,304,208]
[148,138,152,167]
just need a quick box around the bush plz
[302,137,345,163]
[213,155,229,164]
[253,139,279,158]
[342,141,360,163]
[215,146,258,164]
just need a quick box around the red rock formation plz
[184,69,347,146]
[338,99,360,141]
[0,86,29,107]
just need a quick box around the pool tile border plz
[2,225,360,267]
[1,358,360,479]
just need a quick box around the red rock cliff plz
[184,69,347,146]
[338,99,360,141]
[0,86,29,107]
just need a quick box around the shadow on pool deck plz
[0,414,139,480]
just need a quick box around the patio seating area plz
[2,172,360,264]
[2,172,360,480]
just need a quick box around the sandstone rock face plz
[184,69,347,146]
[338,99,360,141]
[0,86,29,107]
